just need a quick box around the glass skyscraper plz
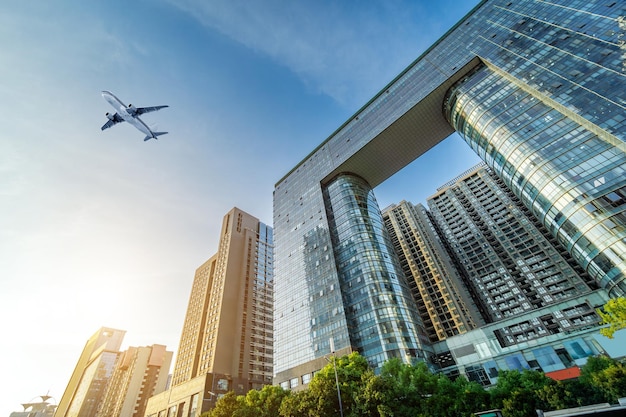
[323,174,431,364]
[273,0,625,387]
[445,62,625,296]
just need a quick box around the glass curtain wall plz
[444,63,626,296]
[323,173,431,369]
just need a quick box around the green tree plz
[376,359,438,417]
[580,356,626,403]
[597,361,626,401]
[208,391,242,417]
[434,375,490,417]
[580,355,616,380]
[280,352,371,417]
[279,388,317,417]
[320,352,371,417]
[490,370,555,417]
[358,358,489,417]
[535,378,607,410]
[353,368,393,417]
[597,297,626,338]
[502,388,541,417]
[240,385,290,417]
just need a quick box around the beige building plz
[55,327,126,417]
[383,201,484,342]
[96,344,172,417]
[146,207,274,417]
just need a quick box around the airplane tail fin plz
[144,132,168,142]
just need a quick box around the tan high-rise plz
[383,201,484,342]
[145,207,273,417]
[55,327,126,417]
[96,345,172,417]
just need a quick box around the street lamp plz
[204,391,218,404]
[328,338,344,417]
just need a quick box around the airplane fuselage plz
[102,91,159,139]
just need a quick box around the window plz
[189,394,199,417]
[532,346,562,372]
[302,373,312,384]
[564,339,593,359]
[217,378,229,391]
[504,354,530,371]
[483,360,499,379]
[465,364,490,386]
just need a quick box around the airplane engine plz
[127,103,137,115]
[106,112,115,120]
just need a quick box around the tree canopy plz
[597,297,626,339]
[205,352,626,417]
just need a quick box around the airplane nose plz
[101,91,116,105]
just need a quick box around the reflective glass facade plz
[274,0,626,384]
[56,328,126,417]
[444,63,626,295]
[252,223,274,387]
[323,174,430,365]
[66,351,119,417]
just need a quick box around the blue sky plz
[0,0,488,413]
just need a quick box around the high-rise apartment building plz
[381,168,610,383]
[273,0,625,388]
[420,166,611,383]
[96,345,172,417]
[145,208,273,417]
[428,166,597,324]
[55,328,126,417]
[382,201,484,342]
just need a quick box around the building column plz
[444,62,626,296]
[323,173,431,369]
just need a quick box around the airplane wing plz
[135,105,169,116]
[101,112,125,131]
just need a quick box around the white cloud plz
[165,0,431,107]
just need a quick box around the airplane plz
[101,90,169,141]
